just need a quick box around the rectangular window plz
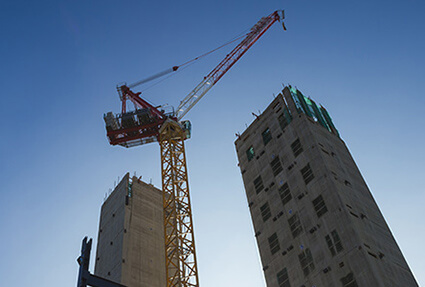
[312,195,328,218]
[298,248,315,277]
[300,163,314,185]
[288,213,303,238]
[260,202,272,222]
[325,229,343,256]
[268,233,280,255]
[291,138,303,157]
[270,157,283,176]
[254,176,264,194]
[278,113,289,130]
[278,105,292,130]
[246,146,255,161]
[278,183,292,206]
[276,268,291,287]
[340,272,358,287]
[262,128,272,145]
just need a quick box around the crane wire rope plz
[130,26,252,93]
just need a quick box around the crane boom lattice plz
[176,10,284,120]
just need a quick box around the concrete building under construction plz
[235,86,418,286]
[94,173,165,287]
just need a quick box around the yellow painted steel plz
[159,119,199,287]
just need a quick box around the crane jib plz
[176,10,285,120]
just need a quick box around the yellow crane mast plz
[159,119,198,286]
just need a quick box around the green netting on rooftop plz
[287,86,339,137]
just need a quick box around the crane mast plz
[104,10,285,287]
[159,119,197,287]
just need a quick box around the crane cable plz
[128,28,251,91]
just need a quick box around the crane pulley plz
[104,10,285,287]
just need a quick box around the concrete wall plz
[235,87,418,287]
[94,173,166,287]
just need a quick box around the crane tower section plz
[160,120,198,287]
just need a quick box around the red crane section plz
[104,10,285,147]
[104,87,168,147]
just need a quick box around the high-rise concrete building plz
[235,86,418,287]
[94,173,166,287]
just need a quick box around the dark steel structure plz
[77,237,127,287]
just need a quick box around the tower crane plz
[104,10,286,287]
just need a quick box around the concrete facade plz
[94,173,166,287]
[235,86,418,287]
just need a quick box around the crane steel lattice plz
[104,10,285,287]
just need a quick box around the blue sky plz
[1,0,424,286]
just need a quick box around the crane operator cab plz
[180,120,191,140]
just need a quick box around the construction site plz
[72,9,420,287]
[3,2,425,287]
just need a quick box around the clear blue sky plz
[1,0,424,286]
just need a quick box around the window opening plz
[291,138,303,157]
[128,181,133,198]
[312,195,328,218]
[325,229,343,256]
[298,248,315,277]
[260,202,272,222]
[271,157,283,176]
[300,163,314,185]
[254,176,264,194]
[276,268,291,287]
[268,233,281,255]
[288,213,303,238]
[340,272,358,287]
[278,114,286,128]
[262,128,272,145]
[246,146,255,161]
[279,182,292,205]
[278,112,289,130]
